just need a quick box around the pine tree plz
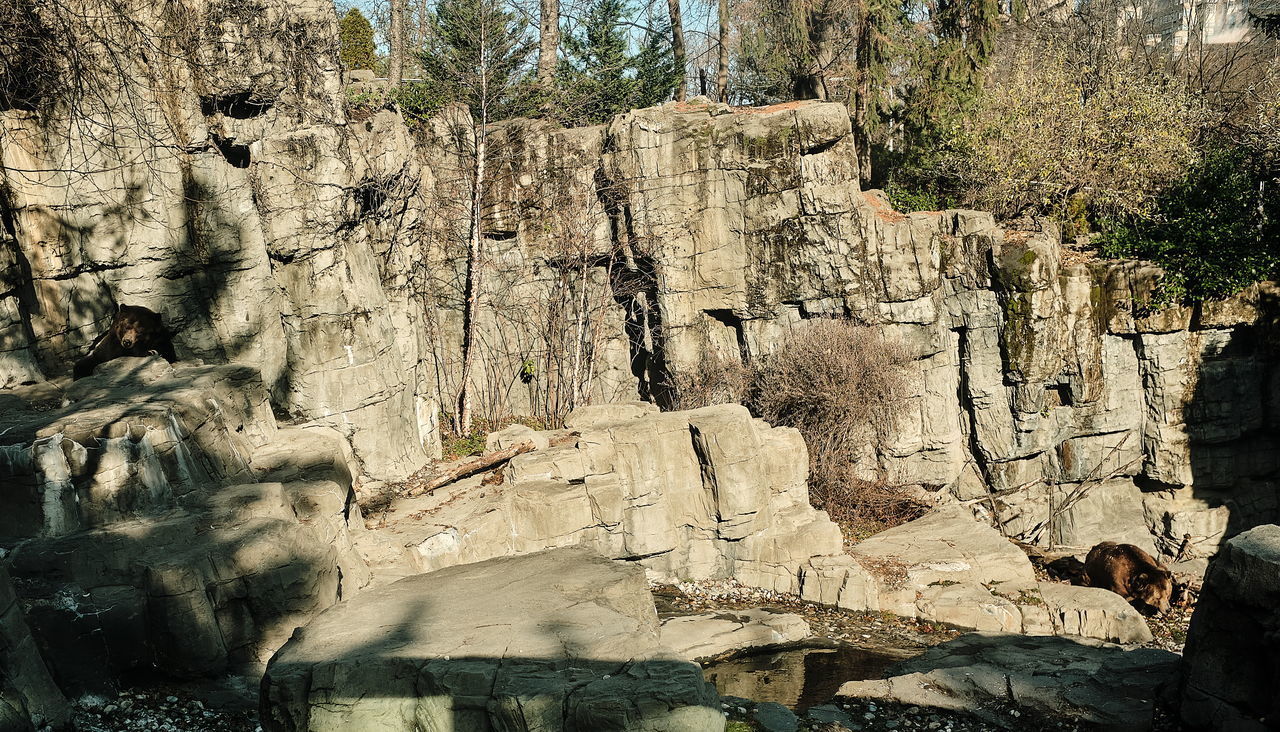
[338,8,378,72]
[557,0,679,125]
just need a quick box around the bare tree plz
[538,0,559,87]
[667,0,687,100]
[717,0,730,100]
[387,0,406,90]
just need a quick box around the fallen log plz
[404,440,535,498]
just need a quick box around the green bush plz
[1099,145,1280,303]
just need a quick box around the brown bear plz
[1083,541,1174,616]
[73,304,178,379]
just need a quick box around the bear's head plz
[112,304,165,351]
[1130,568,1174,615]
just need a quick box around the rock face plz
[798,507,1152,643]
[1178,524,1280,730]
[0,566,69,731]
[409,102,1280,561]
[0,0,432,481]
[839,632,1179,731]
[260,546,724,732]
[371,403,843,591]
[2,0,1277,557]
[0,360,370,691]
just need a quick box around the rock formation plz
[839,632,1179,730]
[1178,524,1280,730]
[260,546,725,732]
[2,0,1276,561]
[0,565,69,731]
[0,358,370,690]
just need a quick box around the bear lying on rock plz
[73,304,178,379]
[1084,541,1174,616]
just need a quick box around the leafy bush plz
[390,81,452,127]
[1099,145,1280,303]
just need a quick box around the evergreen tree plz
[419,0,532,119]
[338,8,378,72]
[557,0,679,125]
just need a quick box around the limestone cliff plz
[2,0,1277,563]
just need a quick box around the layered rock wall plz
[2,1,1277,560]
[411,101,1280,561]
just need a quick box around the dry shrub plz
[667,351,752,410]
[747,319,926,537]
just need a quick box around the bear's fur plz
[73,304,177,379]
[1084,541,1174,615]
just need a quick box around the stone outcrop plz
[0,565,69,731]
[1178,524,1280,730]
[797,507,1153,643]
[260,546,724,732]
[0,0,432,482]
[369,402,843,591]
[409,101,1280,562]
[839,632,1179,731]
[0,358,370,690]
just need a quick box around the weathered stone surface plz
[1178,524,1280,731]
[838,632,1179,730]
[0,0,429,481]
[659,609,811,661]
[797,508,1152,641]
[260,547,723,732]
[374,404,842,592]
[0,566,70,731]
[1,362,371,691]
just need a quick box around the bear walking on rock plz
[1083,541,1174,616]
[73,304,178,379]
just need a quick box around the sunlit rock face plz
[0,0,431,481]
[412,99,1280,561]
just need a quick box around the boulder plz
[1178,524,1280,730]
[260,547,724,731]
[838,632,1179,730]
[659,609,811,661]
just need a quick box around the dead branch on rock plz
[404,440,534,497]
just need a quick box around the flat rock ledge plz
[260,546,724,731]
[659,609,811,661]
[838,632,1179,731]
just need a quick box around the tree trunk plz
[455,116,487,436]
[387,0,405,93]
[404,441,535,497]
[538,0,560,88]
[796,0,835,100]
[717,0,730,102]
[667,0,687,101]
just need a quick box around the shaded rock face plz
[838,632,1179,731]
[0,566,69,731]
[0,360,371,692]
[260,546,724,732]
[1178,524,1280,730]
